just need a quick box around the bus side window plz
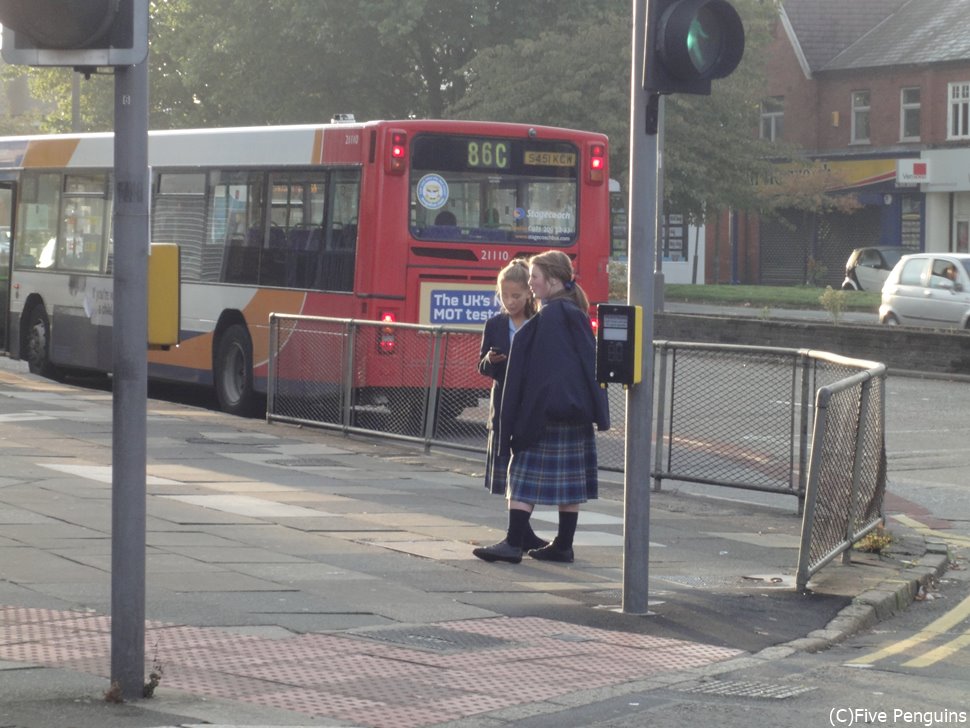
[61,174,109,273]
[265,173,329,289]
[340,223,357,250]
[311,170,359,292]
[15,172,60,269]
[209,172,264,285]
[153,172,206,281]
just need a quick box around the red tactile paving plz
[0,606,743,728]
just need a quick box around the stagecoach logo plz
[416,174,449,210]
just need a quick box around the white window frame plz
[851,90,870,144]
[948,82,970,141]
[899,87,921,141]
[760,96,784,142]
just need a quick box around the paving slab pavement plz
[0,366,949,728]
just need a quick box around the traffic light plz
[0,0,147,68]
[644,0,745,97]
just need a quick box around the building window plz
[760,96,784,141]
[900,87,921,141]
[851,90,870,143]
[948,82,970,140]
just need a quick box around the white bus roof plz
[0,120,608,171]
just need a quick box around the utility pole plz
[0,0,151,699]
[110,52,149,699]
[622,0,658,615]
[624,0,746,613]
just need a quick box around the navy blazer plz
[478,313,511,431]
[498,298,610,458]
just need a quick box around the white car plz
[880,252,970,329]
[842,246,905,292]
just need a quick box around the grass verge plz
[663,284,880,311]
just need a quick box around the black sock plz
[506,508,532,548]
[554,511,579,550]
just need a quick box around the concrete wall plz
[656,314,970,375]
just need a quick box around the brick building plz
[710,0,970,286]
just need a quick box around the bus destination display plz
[466,140,509,170]
[411,134,578,178]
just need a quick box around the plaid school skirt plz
[507,421,599,505]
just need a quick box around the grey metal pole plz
[71,72,81,132]
[622,0,659,615]
[110,52,149,698]
[654,96,665,313]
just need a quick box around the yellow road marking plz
[890,513,970,546]
[846,592,970,665]
[901,627,970,668]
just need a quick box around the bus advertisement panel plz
[0,119,611,416]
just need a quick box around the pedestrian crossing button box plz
[596,304,642,386]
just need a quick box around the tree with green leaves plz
[0,0,851,240]
[3,0,591,132]
[450,0,781,225]
[448,3,631,176]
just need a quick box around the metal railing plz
[652,342,888,589]
[652,342,810,500]
[267,316,886,590]
[795,358,886,590]
[651,342,883,508]
[266,314,488,444]
[267,313,629,458]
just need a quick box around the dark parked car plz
[842,246,906,292]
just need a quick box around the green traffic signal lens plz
[686,6,722,75]
[654,0,745,88]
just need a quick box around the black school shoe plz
[528,544,574,563]
[472,539,523,564]
[522,534,550,551]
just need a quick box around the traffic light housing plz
[644,0,745,96]
[0,0,147,68]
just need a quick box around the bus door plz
[0,181,13,352]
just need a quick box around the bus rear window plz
[409,134,577,246]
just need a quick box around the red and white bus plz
[0,118,611,415]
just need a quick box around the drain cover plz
[266,456,347,467]
[674,679,816,699]
[657,575,741,589]
[185,436,272,448]
[350,625,516,653]
[548,632,596,643]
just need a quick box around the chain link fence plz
[651,341,886,590]
[267,313,627,458]
[653,343,806,498]
[796,359,886,590]
[268,316,886,590]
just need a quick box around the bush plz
[854,526,893,554]
[818,286,848,324]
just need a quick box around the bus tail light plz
[386,129,408,174]
[587,142,606,184]
[378,310,397,353]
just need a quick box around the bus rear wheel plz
[214,324,258,416]
[24,305,63,380]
